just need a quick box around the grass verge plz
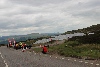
[32,41,100,59]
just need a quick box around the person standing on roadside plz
[22,43,26,52]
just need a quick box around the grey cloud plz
[0,0,100,36]
[9,0,69,6]
[84,0,100,8]
[72,9,100,18]
[63,0,100,12]
[62,0,100,19]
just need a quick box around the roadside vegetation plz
[33,24,100,59]
[33,41,100,59]
[49,41,100,59]
[0,44,6,47]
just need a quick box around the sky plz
[0,0,100,36]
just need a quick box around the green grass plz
[32,48,42,53]
[48,41,100,59]
[32,41,100,59]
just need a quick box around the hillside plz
[46,24,100,59]
[63,24,100,34]
[64,24,100,44]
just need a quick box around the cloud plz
[9,0,69,6]
[0,0,100,36]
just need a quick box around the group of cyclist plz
[7,38,32,50]
[7,41,27,49]
[7,38,49,54]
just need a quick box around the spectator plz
[42,45,48,54]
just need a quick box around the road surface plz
[0,46,99,67]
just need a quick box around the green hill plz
[63,24,100,44]
[63,24,100,34]
[47,24,100,59]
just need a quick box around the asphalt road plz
[0,46,100,67]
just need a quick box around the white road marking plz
[79,61,83,62]
[74,60,76,61]
[26,51,100,66]
[90,63,93,65]
[1,55,4,59]
[4,60,6,63]
[56,57,57,58]
[85,62,88,64]
[96,64,99,66]
[0,52,9,67]
[62,58,65,59]
[34,53,36,55]
[4,60,9,67]
[68,59,70,60]
[5,63,8,67]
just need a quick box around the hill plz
[63,24,100,34]
[31,24,100,59]
[63,24,100,44]
[0,33,61,45]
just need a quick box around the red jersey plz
[43,47,48,52]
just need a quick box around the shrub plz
[66,41,80,47]
[33,48,42,53]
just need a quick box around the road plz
[0,46,99,67]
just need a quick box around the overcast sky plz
[0,0,100,36]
